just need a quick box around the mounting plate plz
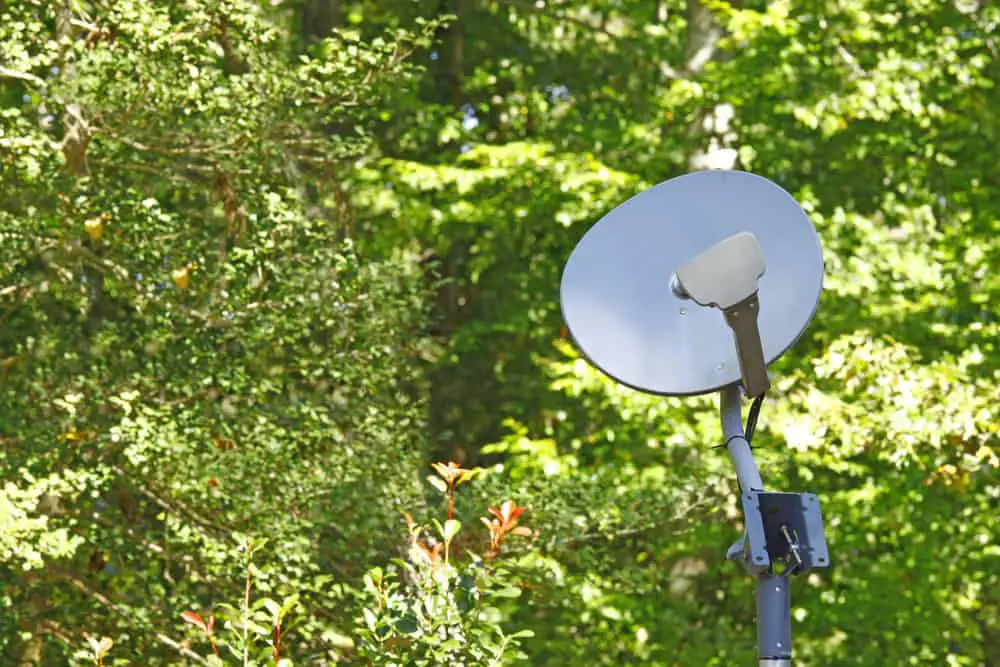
[739,491,829,573]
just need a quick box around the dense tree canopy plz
[1,0,997,665]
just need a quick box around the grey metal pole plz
[757,575,792,665]
[720,385,793,667]
[720,385,764,492]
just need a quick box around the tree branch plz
[37,569,209,664]
[155,633,209,665]
[0,66,45,88]
[109,464,237,539]
[493,0,625,38]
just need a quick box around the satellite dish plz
[559,169,831,667]
[560,170,823,397]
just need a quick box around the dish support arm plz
[721,384,792,667]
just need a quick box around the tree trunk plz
[683,0,723,74]
[14,592,49,666]
[56,4,90,178]
[301,0,341,43]
[447,0,464,105]
[15,636,44,667]
[683,0,738,171]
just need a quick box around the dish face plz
[560,170,823,397]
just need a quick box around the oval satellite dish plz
[561,170,823,397]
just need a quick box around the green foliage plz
[355,465,534,666]
[356,561,534,667]
[1,1,436,663]
[2,0,998,665]
[178,537,304,666]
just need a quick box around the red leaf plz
[181,611,208,632]
[412,540,442,564]
[213,436,235,451]
[495,500,526,526]
[509,506,526,524]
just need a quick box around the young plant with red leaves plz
[83,635,114,666]
[404,510,445,568]
[180,610,219,658]
[357,467,537,665]
[429,460,476,519]
[482,500,532,561]
[177,538,301,666]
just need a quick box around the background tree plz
[1,1,439,663]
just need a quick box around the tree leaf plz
[181,611,208,632]
[443,518,461,542]
[427,474,448,494]
[491,587,522,598]
[261,598,281,620]
[97,636,114,656]
[394,616,419,634]
[362,607,377,633]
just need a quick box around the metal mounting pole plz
[757,577,792,666]
[721,385,763,492]
[720,385,793,667]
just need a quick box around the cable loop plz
[714,392,766,449]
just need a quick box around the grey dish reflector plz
[560,170,823,397]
